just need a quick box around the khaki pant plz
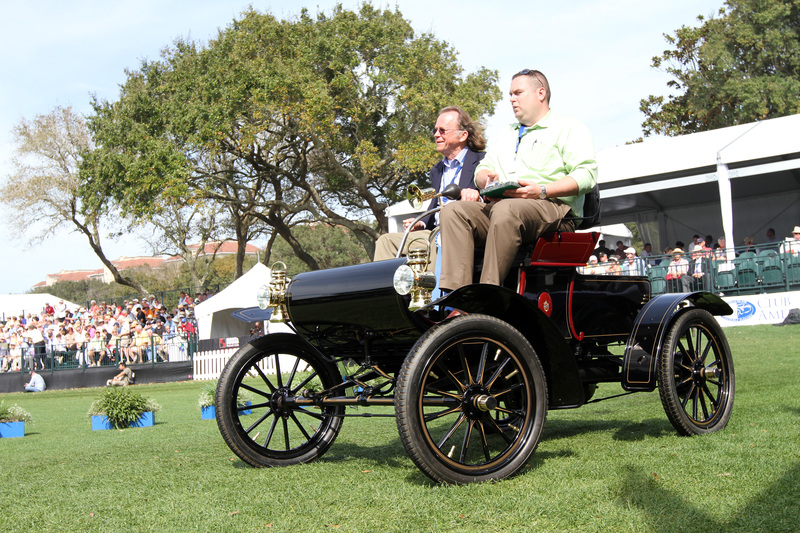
[439,198,573,290]
[373,230,437,272]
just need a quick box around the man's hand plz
[504,178,540,199]
[460,188,481,202]
[402,218,425,232]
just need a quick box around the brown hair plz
[439,105,487,152]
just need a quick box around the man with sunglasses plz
[373,106,485,264]
[439,70,598,290]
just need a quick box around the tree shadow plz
[618,461,800,531]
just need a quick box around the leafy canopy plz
[641,0,800,136]
[82,3,500,266]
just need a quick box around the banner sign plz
[716,291,800,327]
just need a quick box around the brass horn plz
[407,182,461,210]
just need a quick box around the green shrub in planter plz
[87,387,161,429]
[0,400,33,423]
[0,401,33,438]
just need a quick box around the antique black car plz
[215,189,735,484]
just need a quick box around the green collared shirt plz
[476,110,598,217]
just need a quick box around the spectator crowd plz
[580,225,800,293]
[0,293,204,373]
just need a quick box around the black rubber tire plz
[658,309,735,435]
[215,334,344,467]
[395,314,548,484]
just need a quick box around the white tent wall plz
[195,263,271,340]
[0,294,79,320]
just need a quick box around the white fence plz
[192,347,307,381]
[193,348,239,381]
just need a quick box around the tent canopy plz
[0,293,79,321]
[195,263,271,340]
[596,113,800,252]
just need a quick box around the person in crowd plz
[439,69,597,292]
[758,227,780,253]
[606,255,622,275]
[597,251,610,271]
[690,244,709,290]
[24,322,47,371]
[592,239,612,259]
[86,331,106,367]
[1,340,22,372]
[621,247,645,275]
[582,255,602,275]
[666,248,690,292]
[738,236,757,256]
[373,106,485,265]
[612,241,626,260]
[54,299,68,323]
[106,361,133,387]
[780,226,800,255]
[23,369,46,392]
[640,242,656,267]
[127,324,151,364]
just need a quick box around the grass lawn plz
[0,324,798,532]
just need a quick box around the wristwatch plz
[538,185,547,199]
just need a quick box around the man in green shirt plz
[439,69,598,290]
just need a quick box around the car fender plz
[435,284,585,408]
[621,292,733,391]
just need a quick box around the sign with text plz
[716,291,800,327]
[219,337,241,349]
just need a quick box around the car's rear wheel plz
[396,314,547,484]
[658,309,735,435]
[216,334,344,467]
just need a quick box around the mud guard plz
[621,292,733,392]
[432,284,585,408]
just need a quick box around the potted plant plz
[198,382,253,419]
[0,400,33,438]
[87,387,161,430]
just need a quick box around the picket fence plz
[192,347,306,381]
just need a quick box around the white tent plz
[0,293,79,321]
[195,263,271,340]
[596,113,800,253]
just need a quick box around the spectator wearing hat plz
[780,226,800,256]
[582,255,602,275]
[666,248,690,292]
[621,247,645,275]
[54,299,68,323]
[606,255,622,275]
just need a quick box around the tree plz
[140,199,226,293]
[82,3,500,268]
[1,106,150,295]
[269,223,371,276]
[641,0,800,136]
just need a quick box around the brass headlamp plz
[257,261,290,323]
[393,239,437,311]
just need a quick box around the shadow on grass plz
[618,461,800,531]
[544,416,674,442]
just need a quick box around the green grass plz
[0,325,798,532]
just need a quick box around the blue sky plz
[0,0,725,294]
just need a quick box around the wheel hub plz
[461,385,497,418]
[270,388,292,418]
